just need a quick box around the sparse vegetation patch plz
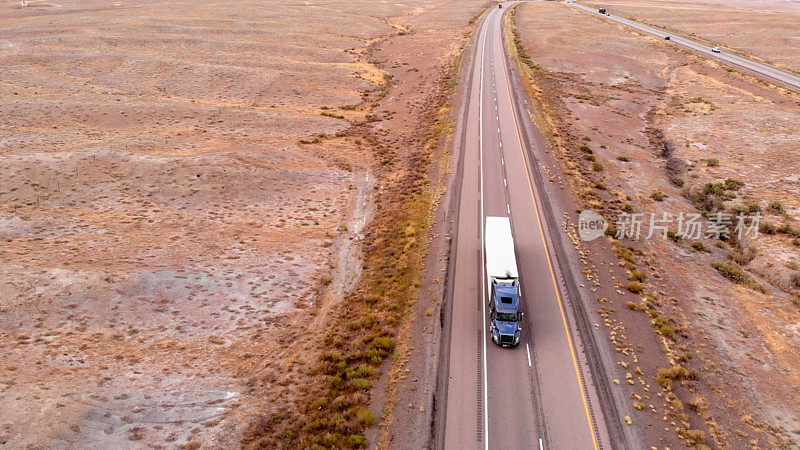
[711,261,765,293]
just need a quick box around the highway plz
[438,3,613,449]
[570,2,800,91]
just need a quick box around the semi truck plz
[485,216,522,347]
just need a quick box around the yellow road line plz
[499,11,600,450]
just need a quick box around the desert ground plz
[516,1,799,448]
[5,0,797,446]
[0,0,486,447]
[582,0,800,73]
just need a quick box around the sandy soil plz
[581,0,800,73]
[0,0,483,447]
[517,2,800,448]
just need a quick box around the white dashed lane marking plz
[526,344,532,367]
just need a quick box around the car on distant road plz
[664,36,670,40]
[711,47,721,53]
[498,3,502,8]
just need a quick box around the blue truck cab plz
[490,284,522,347]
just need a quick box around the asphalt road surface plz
[570,2,800,91]
[439,4,610,449]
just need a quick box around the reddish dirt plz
[516,2,800,448]
[0,0,483,447]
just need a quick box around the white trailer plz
[485,216,519,287]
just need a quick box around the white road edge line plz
[504,178,507,187]
[478,12,490,450]
[507,204,510,214]
[526,343,532,368]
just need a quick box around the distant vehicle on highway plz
[485,217,522,348]
[711,46,721,53]
[498,3,502,8]
[598,7,606,14]
[664,36,671,40]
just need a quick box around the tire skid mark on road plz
[506,216,550,448]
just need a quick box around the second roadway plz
[570,2,800,91]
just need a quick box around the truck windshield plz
[496,312,519,322]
